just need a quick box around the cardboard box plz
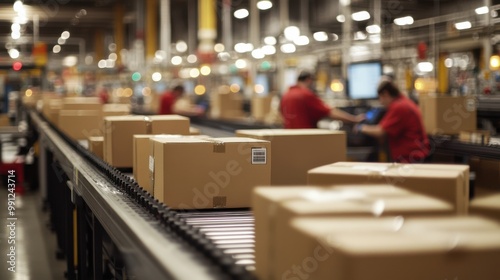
[0,114,10,127]
[102,103,130,117]
[251,96,272,122]
[236,129,346,185]
[42,99,63,125]
[151,137,270,209]
[308,162,469,214]
[210,92,244,119]
[286,216,500,280]
[459,130,490,144]
[469,192,500,224]
[189,127,201,135]
[475,159,500,190]
[253,185,454,280]
[133,134,211,193]
[103,115,190,168]
[419,95,477,135]
[58,110,103,140]
[89,136,104,159]
[62,97,103,110]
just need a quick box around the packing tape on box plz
[205,139,226,153]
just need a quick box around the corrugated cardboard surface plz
[152,137,271,209]
[89,136,104,159]
[251,96,272,121]
[210,92,244,119]
[42,99,63,125]
[236,129,346,185]
[287,216,500,280]
[62,97,103,110]
[0,114,9,127]
[469,192,500,224]
[103,115,190,168]
[58,110,102,140]
[308,162,469,214]
[252,185,454,280]
[419,95,477,135]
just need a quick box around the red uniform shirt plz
[379,95,430,163]
[159,91,176,114]
[280,85,331,128]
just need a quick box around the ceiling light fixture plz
[351,11,370,21]
[394,16,414,26]
[454,21,472,30]
[257,0,272,10]
[234,8,249,19]
[475,6,489,15]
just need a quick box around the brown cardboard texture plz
[252,185,454,280]
[210,92,244,119]
[42,99,63,125]
[469,192,500,224]
[236,129,346,185]
[419,95,477,134]
[62,97,103,110]
[103,115,190,167]
[58,110,102,140]
[152,137,270,209]
[251,96,272,121]
[89,136,104,159]
[133,134,211,193]
[102,103,130,117]
[308,162,469,214]
[285,216,500,280]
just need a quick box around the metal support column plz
[93,215,104,280]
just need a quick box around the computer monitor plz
[346,61,382,100]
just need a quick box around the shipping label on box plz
[151,137,271,209]
[308,162,469,214]
[252,185,454,280]
[285,216,500,280]
[236,129,346,185]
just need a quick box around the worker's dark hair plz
[377,78,401,98]
[173,85,185,92]
[297,71,313,82]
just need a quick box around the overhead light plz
[8,49,20,59]
[369,34,381,43]
[444,58,453,68]
[340,0,351,6]
[200,65,211,76]
[53,45,61,54]
[235,42,249,53]
[366,24,381,34]
[293,35,310,46]
[171,55,182,65]
[11,23,20,32]
[11,31,20,40]
[108,53,117,61]
[354,31,367,40]
[417,62,434,73]
[214,43,225,52]
[336,15,346,23]
[63,56,78,67]
[189,68,200,78]
[251,48,265,59]
[58,38,66,45]
[331,34,339,41]
[152,72,162,82]
[262,45,276,55]
[235,59,248,69]
[394,16,414,26]
[13,1,23,13]
[264,36,277,45]
[490,55,500,70]
[280,43,296,54]
[313,32,328,42]
[455,21,472,30]
[61,31,70,39]
[187,54,197,63]
[475,6,489,15]
[284,26,300,41]
[176,41,188,53]
[155,50,166,60]
[234,8,249,19]
[98,59,106,68]
[257,0,272,10]
[351,11,370,21]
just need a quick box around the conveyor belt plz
[29,109,256,280]
[431,134,500,160]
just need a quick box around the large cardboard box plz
[419,95,477,134]
[469,192,500,224]
[236,129,346,185]
[286,216,500,280]
[0,114,10,127]
[151,137,271,209]
[102,103,130,117]
[308,162,469,214]
[210,92,244,119]
[133,134,211,193]
[103,115,190,168]
[62,97,103,110]
[42,99,63,125]
[89,136,104,159]
[58,110,102,140]
[253,185,454,280]
[251,96,272,122]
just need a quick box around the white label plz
[251,148,267,164]
[149,156,154,172]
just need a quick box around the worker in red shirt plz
[159,85,205,116]
[355,78,430,163]
[280,71,364,128]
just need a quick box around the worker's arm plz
[329,108,365,123]
[355,124,386,139]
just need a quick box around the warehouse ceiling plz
[0,0,499,62]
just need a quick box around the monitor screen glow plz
[347,62,382,100]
